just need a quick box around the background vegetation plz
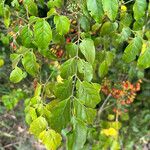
[0,0,150,149]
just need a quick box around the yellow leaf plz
[141,42,147,55]
[57,75,63,83]
[121,5,127,12]
[101,127,118,137]
[0,58,4,67]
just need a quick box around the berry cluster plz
[50,45,64,58]
[65,19,78,44]
[101,78,142,115]
[50,19,78,58]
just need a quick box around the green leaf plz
[29,107,37,120]
[29,16,38,24]
[76,81,100,108]
[10,66,25,83]
[122,37,142,63]
[34,83,42,97]
[98,60,108,78]
[100,21,118,36]
[119,13,133,29]
[145,31,150,40]
[23,0,38,16]
[105,51,115,66]
[20,25,33,48]
[54,15,70,35]
[79,16,90,32]
[34,19,52,49]
[102,0,119,21]
[49,99,71,132]
[11,0,20,9]
[28,96,41,106]
[2,89,24,110]
[92,23,101,32]
[47,8,57,17]
[38,48,57,60]
[0,34,9,45]
[54,77,72,100]
[67,118,87,150]
[60,58,77,79]
[96,50,105,63]
[65,43,78,57]
[52,30,65,44]
[74,98,96,124]
[38,0,44,8]
[36,104,51,121]
[133,0,147,20]
[117,27,131,43]
[39,129,62,150]
[25,113,32,125]
[77,59,93,82]
[22,51,39,76]
[80,38,95,64]
[46,100,59,111]
[87,0,104,23]
[4,6,10,28]
[2,95,15,110]
[133,18,145,31]
[0,0,4,16]
[47,0,62,8]
[10,54,21,68]
[137,46,150,69]
[29,116,48,137]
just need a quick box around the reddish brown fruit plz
[33,78,38,89]
[10,42,17,50]
[66,38,71,43]
[135,82,141,91]
[56,49,64,58]
[101,85,110,95]
[120,100,126,105]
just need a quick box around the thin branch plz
[3,142,19,148]
[124,0,134,5]
[97,94,111,119]
[70,14,81,118]
[143,78,150,83]
[102,103,115,111]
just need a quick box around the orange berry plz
[135,83,140,91]
[120,100,126,105]
[101,85,110,95]
[138,79,142,83]
[130,84,134,89]
[113,108,117,113]
[126,99,132,104]
[124,109,128,113]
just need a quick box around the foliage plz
[0,0,150,149]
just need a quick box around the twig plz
[97,94,111,119]
[143,78,150,83]
[102,103,115,111]
[3,142,19,148]
[124,0,134,5]
[41,71,55,99]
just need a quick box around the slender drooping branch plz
[97,94,111,120]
